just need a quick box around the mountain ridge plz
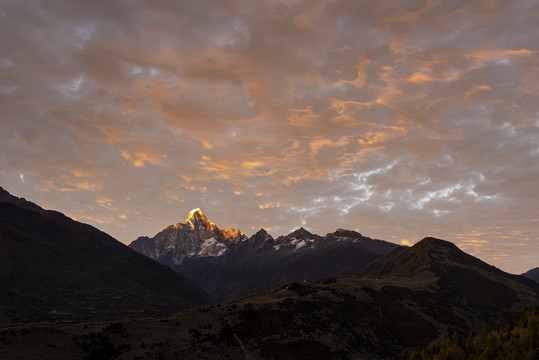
[359,237,539,287]
[358,237,539,314]
[129,208,401,301]
[0,187,212,324]
[522,267,539,283]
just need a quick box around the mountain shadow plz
[0,187,211,324]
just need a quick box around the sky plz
[1,0,538,274]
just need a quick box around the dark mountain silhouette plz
[2,237,537,359]
[0,187,211,324]
[522,267,539,283]
[358,237,539,312]
[129,210,400,301]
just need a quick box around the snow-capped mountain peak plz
[129,209,247,265]
[186,208,216,230]
[129,213,401,301]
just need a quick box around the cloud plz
[1,0,538,273]
[121,150,167,168]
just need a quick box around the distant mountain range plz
[3,236,537,359]
[0,187,211,324]
[129,208,400,301]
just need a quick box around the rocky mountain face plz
[4,238,538,359]
[129,209,400,301]
[0,188,211,324]
[522,267,539,283]
[130,208,248,266]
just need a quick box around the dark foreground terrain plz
[0,187,211,324]
[413,305,539,360]
[1,238,537,359]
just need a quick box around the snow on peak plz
[185,208,216,229]
[198,237,227,257]
[188,208,206,220]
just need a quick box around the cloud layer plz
[1,0,538,273]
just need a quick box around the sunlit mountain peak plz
[186,208,216,230]
[188,208,205,219]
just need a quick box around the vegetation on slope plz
[412,305,539,360]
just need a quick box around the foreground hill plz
[358,237,539,319]
[130,209,399,301]
[522,267,539,283]
[2,238,537,359]
[0,187,211,324]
